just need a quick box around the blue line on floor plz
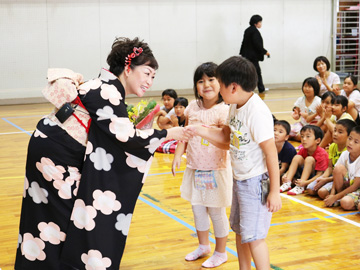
[1,118,33,136]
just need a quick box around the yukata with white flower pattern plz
[15,68,167,270]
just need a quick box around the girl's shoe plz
[287,185,304,195]
[280,182,292,192]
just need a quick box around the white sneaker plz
[287,185,304,195]
[280,182,291,193]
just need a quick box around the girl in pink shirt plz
[172,62,232,268]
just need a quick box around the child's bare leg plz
[283,155,304,183]
[340,195,356,210]
[332,165,347,193]
[236,234,252,270]
[299,156,315,182]
[249,239,270,270]
[317,187,330,199]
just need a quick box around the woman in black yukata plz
[15,37,187,270]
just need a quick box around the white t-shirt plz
[227,94,274,181]
[160,105,176,119]
[340,89,360,116]
[294,96,321,125]
[335,150,360,185]
[317,72,340,96]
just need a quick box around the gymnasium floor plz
[1,88,360,270]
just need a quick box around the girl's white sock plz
[201,251,227,268]
[185,244,211,261]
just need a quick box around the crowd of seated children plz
[289,78,321,142]
[324,125,360,211]
[157,88,178,129]
[274,120,297,178]
[340,75,360,125]
[280,125,329,195]
[307,119,356,200]
[319,95,354,148]
[156,97,189,154]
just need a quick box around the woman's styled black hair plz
[107,37,158,77]
[249,15,262,25]
[302,77,320,97]
[313,56,331,72]
[193,62,223,106]
[174,97,189,107]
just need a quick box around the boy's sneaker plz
[280,182,292,192]
[287,185,304,195]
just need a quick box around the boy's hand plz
[324,194,337,207]
[295,178,307,187]
[267,191,282,213]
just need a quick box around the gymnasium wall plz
[0,0,333,102]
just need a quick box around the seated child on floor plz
[289,77,321,142]
[340,75,360,125]
[157,88,178,129]
[274,120,297,177]
[319,95,354,148]
[307,119,356,199]
[280,125,328,195]
[170,97,188,127]
[316,91,336,133]
[324,125,360,210]
[156,97,189,154]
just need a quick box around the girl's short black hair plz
[302,77,320,97]
[336,119,356,135]
[333,95,348,109]
[321,91,336,102]
[174,97,188,107]
[300,125,324,141]
[193,62,223,106]
[162,89,178,99]
[107,37,158,77]
[313,56,330,72]
[274,120,291,135]
[249,15,262,25]
[216,56,257,92]
[345,75,358,86]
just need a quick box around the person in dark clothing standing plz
[240,14,270,94]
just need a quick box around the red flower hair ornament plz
[125,47,143,72]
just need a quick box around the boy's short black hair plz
[249,14,262,25]
[274,120,291,135]
[174,97,188,107]
[333,95,348,108]
[321,91,336,102]
[302,77,320,97]
[216,56,257,92]
[162,89,178,99]
[300,125,324,141]
[336,119,356,135]
[351,125,360,136]
[313,56,331,72]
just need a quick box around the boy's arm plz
[259,138,282,213]
[325,177,360,206]
[186,125,230,150]
[279,162,289,176]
